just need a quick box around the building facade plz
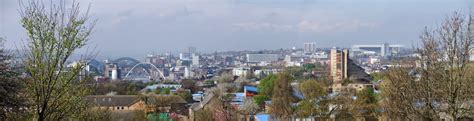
[351,43,404,57]
[304,42,316,53]
[330,48,349,82]
[246,54,278,63]
[105,63,121,80]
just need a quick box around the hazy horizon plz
[1,0,473,58]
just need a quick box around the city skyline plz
[1,0,472,57]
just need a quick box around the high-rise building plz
[304,42,316,53]
[179,53,191,60]
[246,54,278,63]
[192,53,200,67]
[105,63,121,80]
[188,46,197,54]
[330,48,349,82]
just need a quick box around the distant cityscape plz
[1,0,474,121]
[65,43,410,83]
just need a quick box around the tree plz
[79,108,111,121]
[162,88,171,95]
[19,0,95,120]
[370,72,385,82]
[204,87,238,121]
[126,84,138,95]
[253,95,270,105]
[194,109,214,121]
[215,73,234,83]
[296,79,332,119]
[155,88,161,94]
[181,79,197,92]
[269,72,295,120]
[383,12,474,120]
[0,38,26,119]
[353,88,379,120]
[239,98,260,116]
[176,91,193,103]
[303,63,316,71]
[258,74,277,97]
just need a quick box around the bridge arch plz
[113,57,140,64]
[124,62,166,80]
[112,57,141,68]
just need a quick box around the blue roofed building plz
[244,85,258,97]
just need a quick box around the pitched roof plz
[145,94,188,105]
[347,59,373,83]
[86,95,140,107]
[244,85,258,92]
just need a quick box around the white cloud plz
[297,19,378,33]
[232,19,377,33]
[232,22,294,31]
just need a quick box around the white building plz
[470,50,474,61]
[284,55,303,67]
[310,51,328,59]
[192,54,200,67]
[246,54,278,63]
[351,43,404,57]
[232,67,250,77]
[179,53,191,60]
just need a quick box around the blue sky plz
[0,0,472,58]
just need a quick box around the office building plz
[192,54,200,67]
[351,43,404,57]
[330,48,373,92]
[304,42,316,53]
[330,48,349,82]
[179,53,191,60]
[246,54,278,63]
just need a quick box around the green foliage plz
[93,81,145,95]
[126,84,138,95]
[353,88,379,119]
[258,74,277,97]
[132,110,147,121]
[154,88,161,94]
[79,108,111,120]
[303,64,316,71]
[176,91,193,103]
[269,72,295,119]
[194,109,214,121]
[296,80,332,118]
[253,95,270,105]
[204,80,215,84]
[161,88,171,95]
[20,0,95,120]
[370,72,385,82]
[286,67,305,78]
[0,38,26,119]
[299,80,326,99]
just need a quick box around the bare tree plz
[383,12,474,120]
[19,0,95,120]
[239,98,260,118]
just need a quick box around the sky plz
[0,0,473,58]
